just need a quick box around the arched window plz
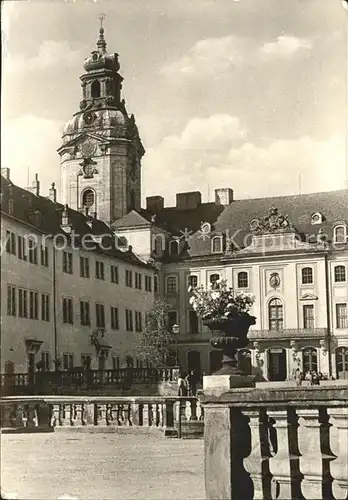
[237,271,248,288]
[91,80,101,98]
[166,276,177,294]
[334,265,346,283]
[302,347,318,373]
[211,236,223,253]
[336,346,348,379]
[210,273,220,286]
[333,225,347,244]
[82,189,95,207]
[301,267,313,285]
[238,349,252,375]
[169,240,179,256]
[188,275,198,288]
[269,298,283,331]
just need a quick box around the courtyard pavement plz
[1,432,204,500]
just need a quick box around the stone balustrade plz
[0,395,203,438]
[1,367,180,396]
[199,385,348,500]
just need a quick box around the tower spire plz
[97,13,107,53]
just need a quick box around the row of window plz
[40,352,151,371]
[167,301,348,333]
[167,265,347,295]
[268,299,347,330]
[64,253,153,291]
[7,285,50,321]
[6,231,49,266]
[62,298,145,332]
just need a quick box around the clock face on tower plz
[83,111,96,126]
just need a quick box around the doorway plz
[187,350,201,376]
[268,348,287,381]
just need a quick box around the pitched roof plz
[143,189,348,260]
[0,175,153,269]
[111,210,150,229]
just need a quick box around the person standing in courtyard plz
[178,373,188,396]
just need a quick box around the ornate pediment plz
[57,132,109,156]
[300,293,319,301]
[250,206,296,234]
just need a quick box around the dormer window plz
[91,80,101,99]
[311,212,324,225]
[333,224,347,244]
[169,240,179,256]
[211,235,223,253]
[200,222,211,237]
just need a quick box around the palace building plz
[2,23,348,381]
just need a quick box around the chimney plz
[176,191,201,210]
[48,182,57,202]
[1,168,10,180]
[27,173,40,196]
[146,196,164,212]
[215,188,233,206]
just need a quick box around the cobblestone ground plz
[1,432,204,500]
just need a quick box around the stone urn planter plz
[204,314,256,376]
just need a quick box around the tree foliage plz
[136,300,176,369]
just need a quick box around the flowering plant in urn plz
[189,279,256,375]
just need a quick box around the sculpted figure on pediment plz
[251,206,296,234]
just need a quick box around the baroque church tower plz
[58,19,144,223]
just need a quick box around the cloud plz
[161,35,250,77]
[1,115,62,194]
[259,36,313,59]
[142,114,345,205]
[161,34,313,78]
[3,40,83,75]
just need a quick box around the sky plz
[2,0,348,206]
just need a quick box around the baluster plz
[131,402,141,426]
[189,399,198,421]
[242,409,272,500]
[297,408,327,499]
[150,404,156,426]
[61,404,73,426]
[199,404,205,422]
[268,409,297,500]
[327,407,348,500]
[26,403,37,427]
[98,404,107,426]
[158,403,164,427]
[142,403,150,426]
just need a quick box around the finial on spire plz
[97,13,107,53]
